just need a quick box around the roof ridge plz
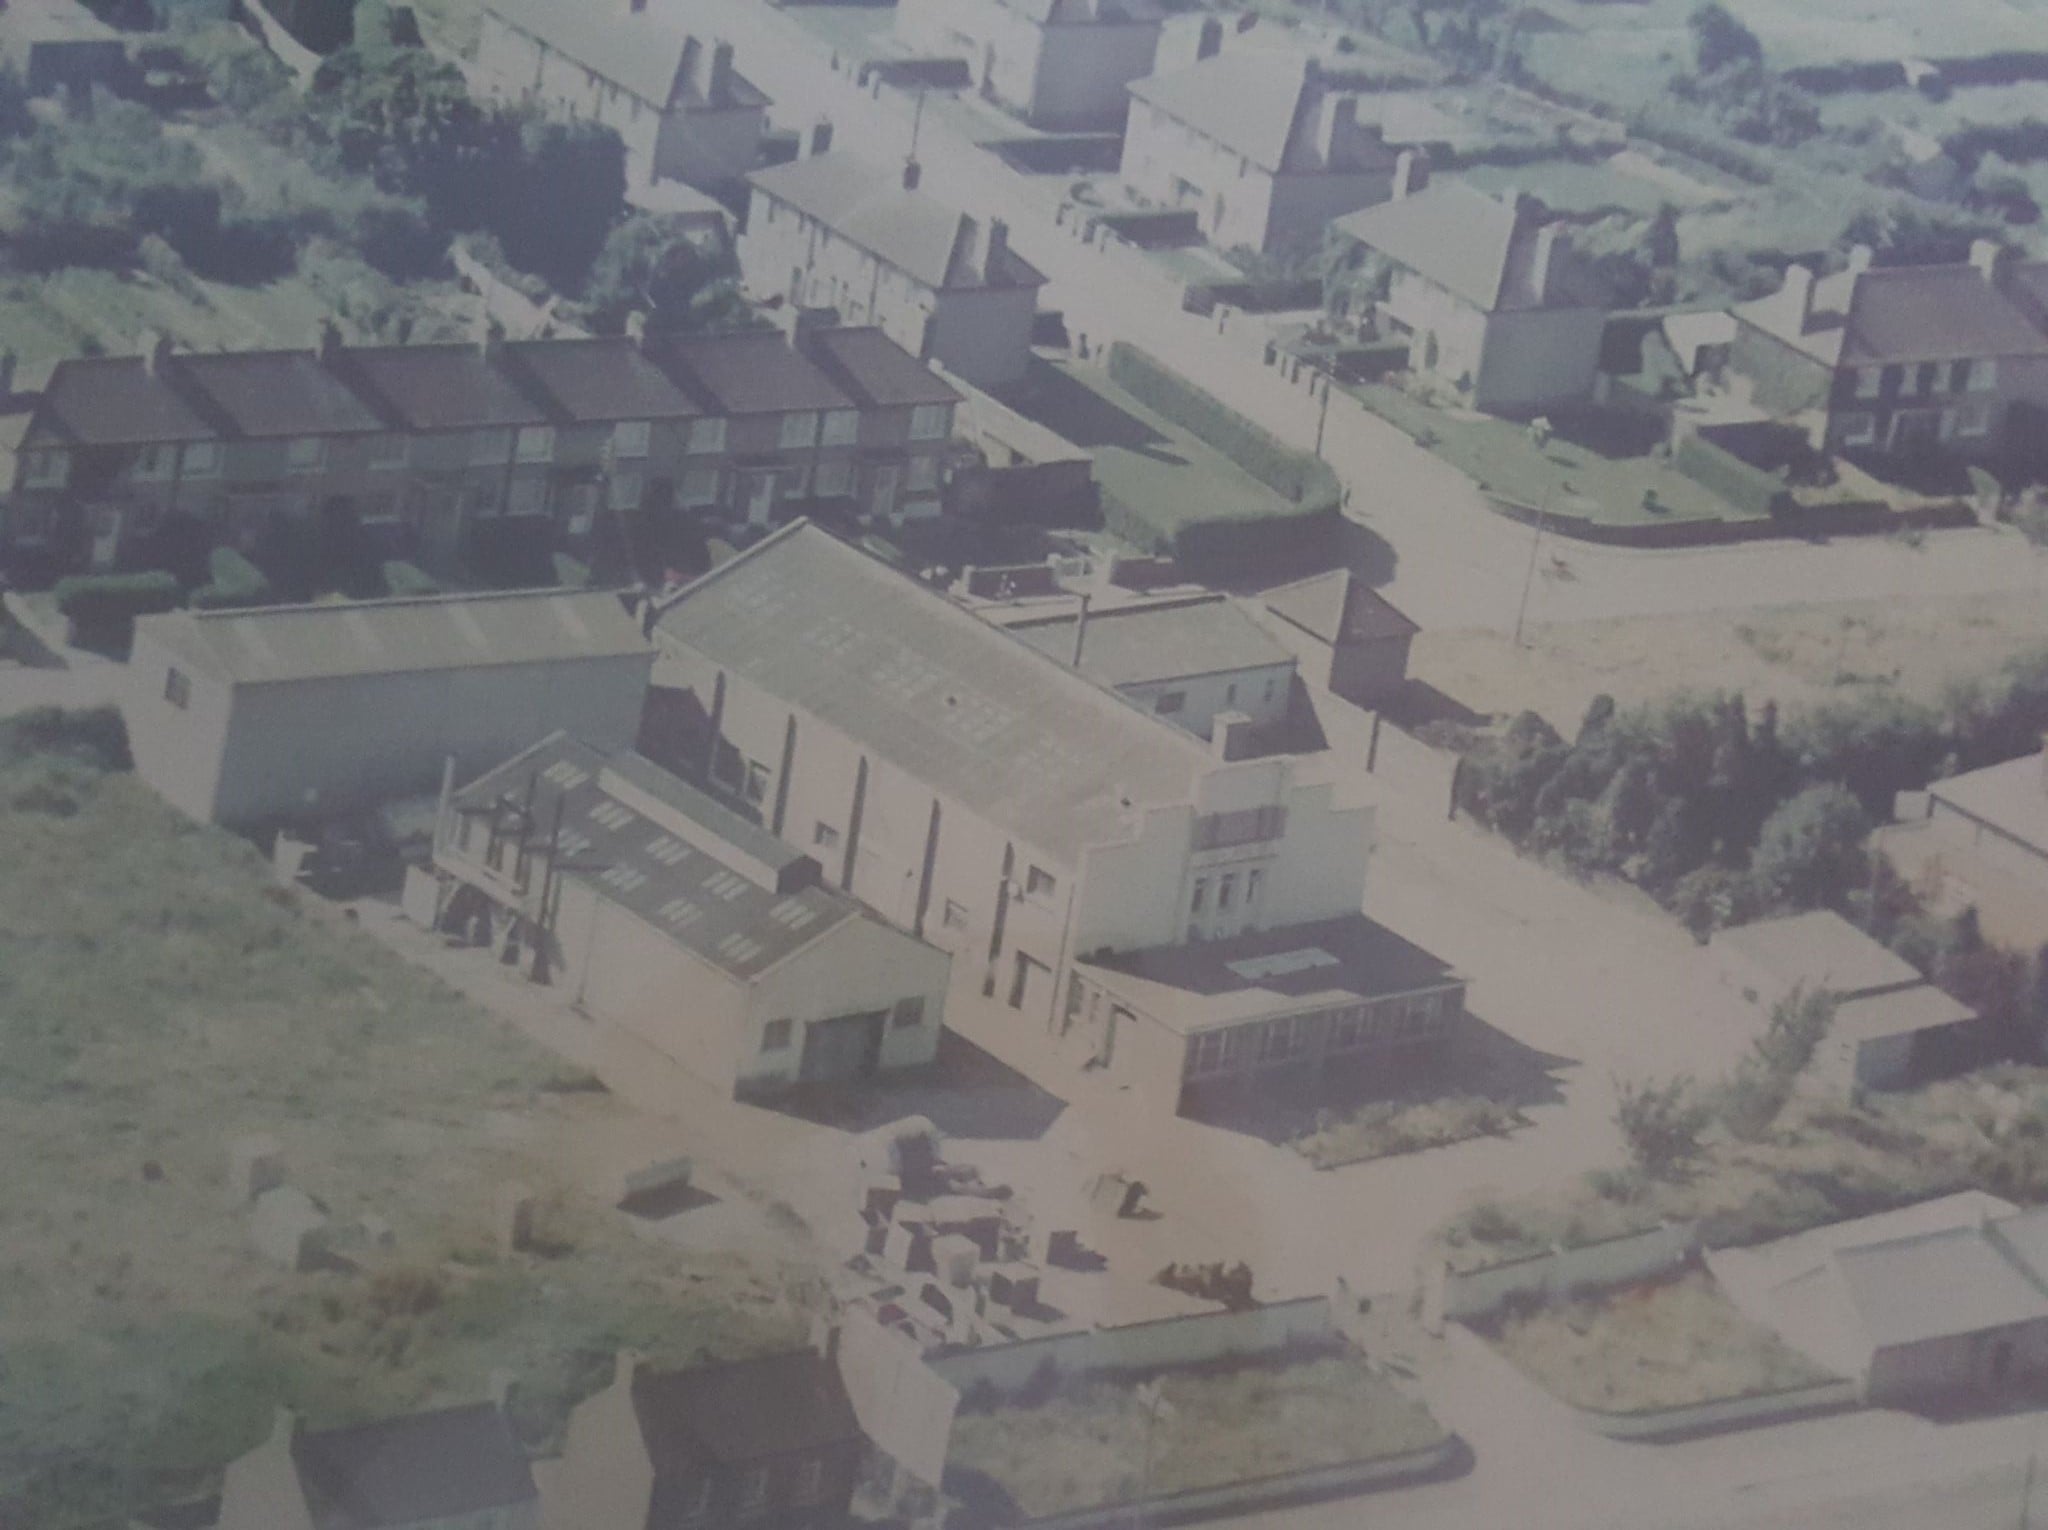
[185,587,608,622]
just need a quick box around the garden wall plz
[929,1297,1335,1399]
[1481,492,1975,549]
[1566,1377,1861,1440]
[1422,1223,1697,1331]
[1007,1436,1463,1530]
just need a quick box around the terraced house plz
[1,319,961,577]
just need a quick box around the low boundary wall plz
[1565,1377,1862,1441]
[1423,1223,1696,1331]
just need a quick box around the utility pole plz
[1512,416,1554,649]
[1313,369,1333,460]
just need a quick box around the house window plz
[1186,1028,1230,1078]
[744,760,771,805]
[1258,1015,1299,1063]
[506,475,550,517]
[1154,690,1186,715]
[814,459,854,497]
[368,434,407,470]
[471,428,514,466]
[1838,411,1877,447]
[681,468,722,507]
[779,411,821,450]
[1915,361,1940,396]
[163,666,190,709]
[905,456,940,493]
[910,404,951,440]
[608,470,645,512]
[22,449,69,488]
[133,443,177,482]
[1853,366,1882,399]
[1217,872,1236,911]
[814,821,840,849]
[822,409,859,446]
[1880,364,1903,396]
[612,419,652,457]
[891,997,925,1030]
[942,898,970,930]
[687,417,728,455]
[181,440,222,478]
[1190,877,1208,914]
[739,1466,771,1512]
[1025,865,1056,899]
[762,1019,794,1052]
[515,426,555,463]
[1957,400,1994,438]
[1949,359,1972,394]
[1969,358,1999,393]
[1245,867,1263,906]
[793,1457,825,1506]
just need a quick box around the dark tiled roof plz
[663,330,854,415]
[293,1405,535,1530]
[334,344,555,432]
[449,735,856,982]
[1840,264,2048,366]
[502,338,706,424]
[804,327,963,409]
[30,355,221,446]
[633,1352,862,1472]
[174,350,393,438]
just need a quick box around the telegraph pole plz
[1512,417,1554,649]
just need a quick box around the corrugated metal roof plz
[142,590,652,686]
[747,153,1046,292]
[1005,596,1295,689]
[654,521,1210,865]
[450,735,854,983]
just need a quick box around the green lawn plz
[1481,1271,1839,1413]
[0,719,801,1529]
[945,1349,1447,1521]
[1346,382,1771,527]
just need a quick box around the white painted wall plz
[125,626,234,824]
[1117,660,1293,740]
[748,913,951,1085]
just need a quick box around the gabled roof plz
[139,590,652,686]
[632,1351,863,1472]
[746,153,1047,292]
[1261,568,1418,646]
[1128,52,1333,174]
[1335,180,1600,313]
[653,521,1212,866]
[484,0,766,113]
[333,343,556,432]
[1929,749,2048,855]
[1841,262,2048,366]
[1004,595,1296,689]
[292,1404,535,1530]
[803,326,964,409]
[29,355,222,447]
[661,330,854,415]
[173,349,394,439]
[1006,0,1163,24]
[503,337,706,424]
[449,735,857,983]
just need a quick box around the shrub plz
[381,560,441,597]
[53,571,182,652]
[190,547,275,610]
[1613,1075,1711,1178]
[550,552,591,589]
[0,705,132,772]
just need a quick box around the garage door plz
[800,1009,887,1083]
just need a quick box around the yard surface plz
[998,359,1304,539]
[0,729,804,1528]
[1410,583,2048,736]
[1480,1270,1839,1413]
[943,1348,1447,1521]
[1343,384,1762,527]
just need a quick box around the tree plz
[1687,2,1761,75]
[489,117,626,292]
[1749,782,1870,912]
[1613,1075,1710,1178]
[579,214,749,334]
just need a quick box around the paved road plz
[648,0,2047,639]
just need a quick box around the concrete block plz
[989,1264,1040,1311]
[226,1134,286,1206]
[250,1186,329,1272]
[885,1220,936,1274]
[620,1156,692,1204]
[864,1176,903,1221]
[932,1234,980,1289]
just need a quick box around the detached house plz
[1729,240,2048,463]
[432,733,949,1097]
[476,0,767,196]
[1120,50,1410,255]
[651,521,1466,1115]
[893,0,1164,131]
[2,320,960,576]
[216,1403,538,1530]
[1332,181,1608,412]
[552,1350,867,1530]
[742,151,1047,390]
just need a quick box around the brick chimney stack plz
[709,41,736,107]
[983,218,1009,284]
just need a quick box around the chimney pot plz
[1972,238,2009,287]
[902,158,923,192]
[624,310,649,348]
[808,117,834,158]
[141,329,171,377]
[313,317,343,365]
[709,41,735,106]
[1196,15,1223,59]
[1848,243,1874,275]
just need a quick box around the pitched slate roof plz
[666,330,854,415]
[139,590,652,686]
[1334,180,1594,312]
[334,343,556,432]
[746,153,1047,292]
[484,0,766,113]
[449,734,856,983]
[292,1404,535,1530]
[1261,568,1418,646]
[804,327,964,409]
[1004,595,1296,689]
[632,1351,863,1471]
[175,349,394,439]
[1840,263,2048,366]
[654,521,1211,865]
[503,338,706,424]
[1127,51,1328,173]
[30,355,222,446]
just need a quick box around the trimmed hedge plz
[550,552,592,590]
[55,571,182,629]
[190,547,274,610]
[381,560,442,598]
[1105,342,1342,514]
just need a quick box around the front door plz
[799,1009,886,1082]
[1889,409,1942,456]
[745,471,777,527]
[89,506,123,570]
[869,464,900,519]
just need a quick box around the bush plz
[550,553,591,589]
[54,571,182,652]
[1613,1075,1710,1178]
[190,546,275,610]
[380,560,441,597]
[0,705,131,772]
